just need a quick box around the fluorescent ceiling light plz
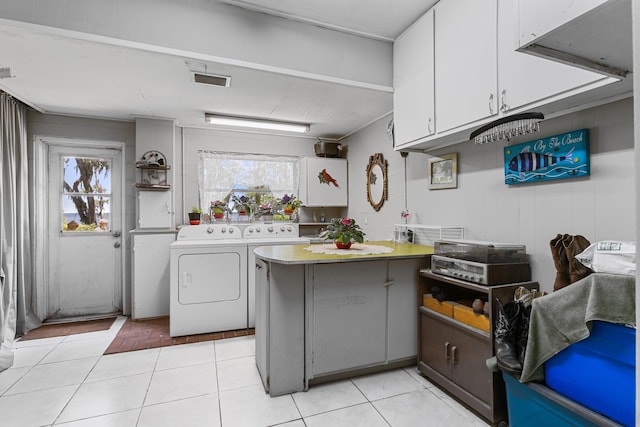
[205,113,310,133]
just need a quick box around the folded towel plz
[519,273,635,383]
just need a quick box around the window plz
[61,156,111,232]
[198,151,300,209]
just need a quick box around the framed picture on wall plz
[428,153,458,190]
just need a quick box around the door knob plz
[114,242,121,248]
[112,231,121,238]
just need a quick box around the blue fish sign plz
[504,129,589,185]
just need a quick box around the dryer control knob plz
[207,226,214,234]
[221,228,227,233]
[228,228,235,234]
[267,226,274,233]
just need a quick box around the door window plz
[61,156,111,232]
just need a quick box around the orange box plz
[423,294,454,318]
[453,302,490,332]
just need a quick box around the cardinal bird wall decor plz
[318,168,339,187]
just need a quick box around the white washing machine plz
[170,224,247,337]
[244,223,310,327]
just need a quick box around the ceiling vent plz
[193,73,231,87]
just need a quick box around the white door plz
[46,145,123,320]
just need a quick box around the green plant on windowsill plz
[188,206,202,224]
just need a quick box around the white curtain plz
[197,151,300,208]
[0,93,40,372]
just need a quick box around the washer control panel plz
[244,223,300,240]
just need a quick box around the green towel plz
[519,273,635,383]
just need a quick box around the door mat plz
[19,317,117,341]
[104,316,255,355]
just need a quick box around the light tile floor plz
[1,316,490,426]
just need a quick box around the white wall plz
[343,113,408,240]
[344,98,635,293]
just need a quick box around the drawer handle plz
[451,346,458,365]
[444,341,450,362]
[382,280,395,287]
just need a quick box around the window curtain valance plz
[197,151,300,208]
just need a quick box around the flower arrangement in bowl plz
[210,200,229,219]
[320,217,366,249]
[280,194,302,215]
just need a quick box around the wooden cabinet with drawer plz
[417,270,538,425]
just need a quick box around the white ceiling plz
[0,1,437,140]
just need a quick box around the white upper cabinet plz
[391,0,629,152]
[516,0,631,79]
[300,158,348,207]
[518,0,608,49]
[434,0,498,134]
[498,0,612,112]
[393,9,435,148]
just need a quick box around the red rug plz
[104,317,254,354]
[19,317,117,341]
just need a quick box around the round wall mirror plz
[366,153,388,211]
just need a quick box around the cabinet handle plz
[488,93,494,114]
[500,89,509,112]
[382,280,395,287]
[427,117,433,134]
[451,346,458,364]
[444,341,450,362]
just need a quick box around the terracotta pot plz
[284,206,294,215]
[335,241,352,249]
[213,213,224,219]
[189,219,200,225]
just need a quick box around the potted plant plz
[320,217,366,249]
[188,207,202,225]
[256,195,276,222]
[210,200,229,219]
[232,194,251,216]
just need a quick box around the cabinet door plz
[388,259,423,361]
[302,158,348,207]
[420,310,452,379]
[435,0,498,133]
[498,0,610,112]
[312,261,387,376]
[131,233,175,319]
[449,326,493,403]
[138,191,172,228]
[254,259,269,391]
[393,9,435,147]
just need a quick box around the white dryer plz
[244,223,309,328]
[170,224,247,337]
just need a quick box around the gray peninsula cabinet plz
[253,243,432,396]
